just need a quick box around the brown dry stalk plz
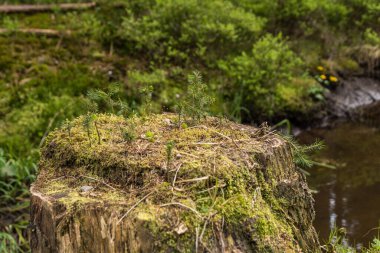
[117,191,155,224]
[0,2,96,13]
[79,175,116,191]
[176,175,209,184]
[160,202,202,218]
[171,163,183,187]
[0,28,71,37]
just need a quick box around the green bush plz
[219,34,308,120]
[119,0,265,64]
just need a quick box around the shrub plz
[119,0,265,64]
[219,34,306,120]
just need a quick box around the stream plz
[296,76,380,248]
[296,77,380,248]
[298,123,380,248]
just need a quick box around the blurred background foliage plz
[0,0,379,251]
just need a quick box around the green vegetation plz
[0,150,36,252]
[0,0,379,251]
[176,71,215,125]
[322,227,380,253]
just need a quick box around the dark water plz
[298,123,380,248]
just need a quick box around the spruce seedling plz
[140,84,154,116]
[82,113,93,146]
[93,116,101,145]
[63,119,73,143]
[177,71,215,125]
[165,140,175,180]
[87,83,129,117]
[122,114,137,142]
[282,135,325,171]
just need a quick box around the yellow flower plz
[320,74,326,80]
[317,66,324,72]
[329,76,338,82]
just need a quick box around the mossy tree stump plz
[30,114,319,252]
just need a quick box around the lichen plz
[34,113,319,252]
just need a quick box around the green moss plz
[35,113,318,252]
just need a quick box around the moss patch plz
[34,113,319,252]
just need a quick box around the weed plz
[0,150,36,252]
[0,232,20,253]
[145,131,155,142]
[321,226,380,253]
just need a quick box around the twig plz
[174,150,200,159]
[191,142,222,145]
[50,176,65,182]
[197,183,226,194]
[79,175,116,191]
[311,161,336,169]
[197,125,243,150]
[172,163,182,188]
[197,125,231,140]
[160,202,202,218]
[176,175,209,184]
[258,130,276,140]
[220,217,225,253]
[200,219,208,243]
[117,191,155,224]
[362,226,380,238]
[195,226,200,253]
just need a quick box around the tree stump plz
[30,114,319,252]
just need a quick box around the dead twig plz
[196,183,226,194]
[117,191,155,224]
[195,226,200,253]
[79,175,116,191]
[197,125,231,140]
[160,202,202,218]
[172,163,182,188]
[176,175,209,184]
[174,150,200,159]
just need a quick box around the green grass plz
[0,150,37,252]
[322,227,380,253]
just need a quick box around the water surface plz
[298,123,380,248]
